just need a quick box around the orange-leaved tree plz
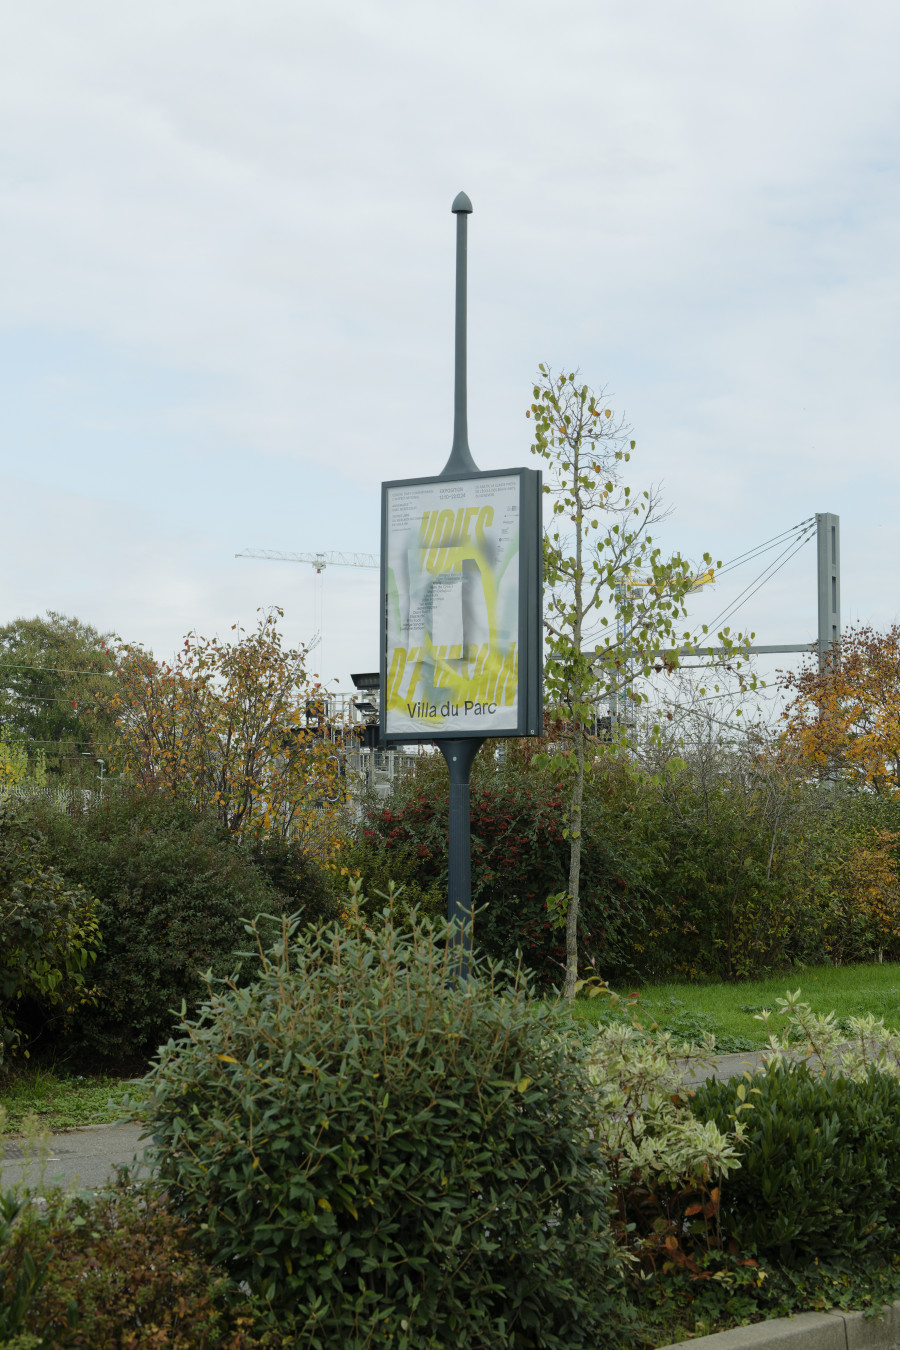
[780,624,900,795]
[837,828,900,955]
[106,609,344,839]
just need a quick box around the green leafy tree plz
[528,367,749,998]
[0,731,46,787]
[0,613,118,779]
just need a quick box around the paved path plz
[683,1048,771,1087]
[1,1122,152,1193]
[1,1051,774,1196]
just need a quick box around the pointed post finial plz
[441,191,478,475]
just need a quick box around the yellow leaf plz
[217,1054,239,1064]
[516,1078,532,1094]
[317,1197,332,1211]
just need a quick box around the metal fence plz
[0,784,101,813]
[0,749,422,833]
[343,749,419,783]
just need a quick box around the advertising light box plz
[380,467,542,742]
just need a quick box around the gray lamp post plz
[435,191,484,976]
[378,194,543,981]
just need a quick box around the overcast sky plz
[2,1,898,702]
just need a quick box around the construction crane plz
[235,548,378,672]
[235,548,378,572]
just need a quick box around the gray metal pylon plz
[816,513,840,670]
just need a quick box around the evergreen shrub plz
[346,754,647,986]
[136,902,628,1349]
[0,802,99,1068]
[690,1061,900,1265]
[26,792,282,1060]
[245,832,339,926]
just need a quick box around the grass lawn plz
[0,1063,142,1134]
[4,961,900,1131]
[570,961,900,1051]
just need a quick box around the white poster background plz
[384,475,520,737]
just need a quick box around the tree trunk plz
[563,435,586,1003]
[564,719,586,999]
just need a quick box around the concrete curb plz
[656,1300,900,1350]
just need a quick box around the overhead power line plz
[0,665,117,677]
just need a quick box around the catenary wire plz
[694,529,815,642]
[697,533,814,643]
[716,517,814,572]
[716,519,816,578]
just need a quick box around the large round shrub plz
[0,802,99,1069]
[691,1061,900,1265]
[138,909,627,1348]
[28,791,286,1061]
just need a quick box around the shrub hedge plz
[21,792,334,1062]
[344,753,649,987]
[244,831,340,927]
[346,747,900,985]
[0,802,100,1069]
[690,1062,900,1265]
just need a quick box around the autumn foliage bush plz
[0,1181,282,1348]
[780,623,900,795]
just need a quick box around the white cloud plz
[1,0,898,691]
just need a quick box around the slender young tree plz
[528,367,747,998]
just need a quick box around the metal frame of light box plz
[379,465,543,743]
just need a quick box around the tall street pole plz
[437,190,484,977]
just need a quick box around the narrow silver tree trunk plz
[564,442,585,1002]
[564,721,585,999]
